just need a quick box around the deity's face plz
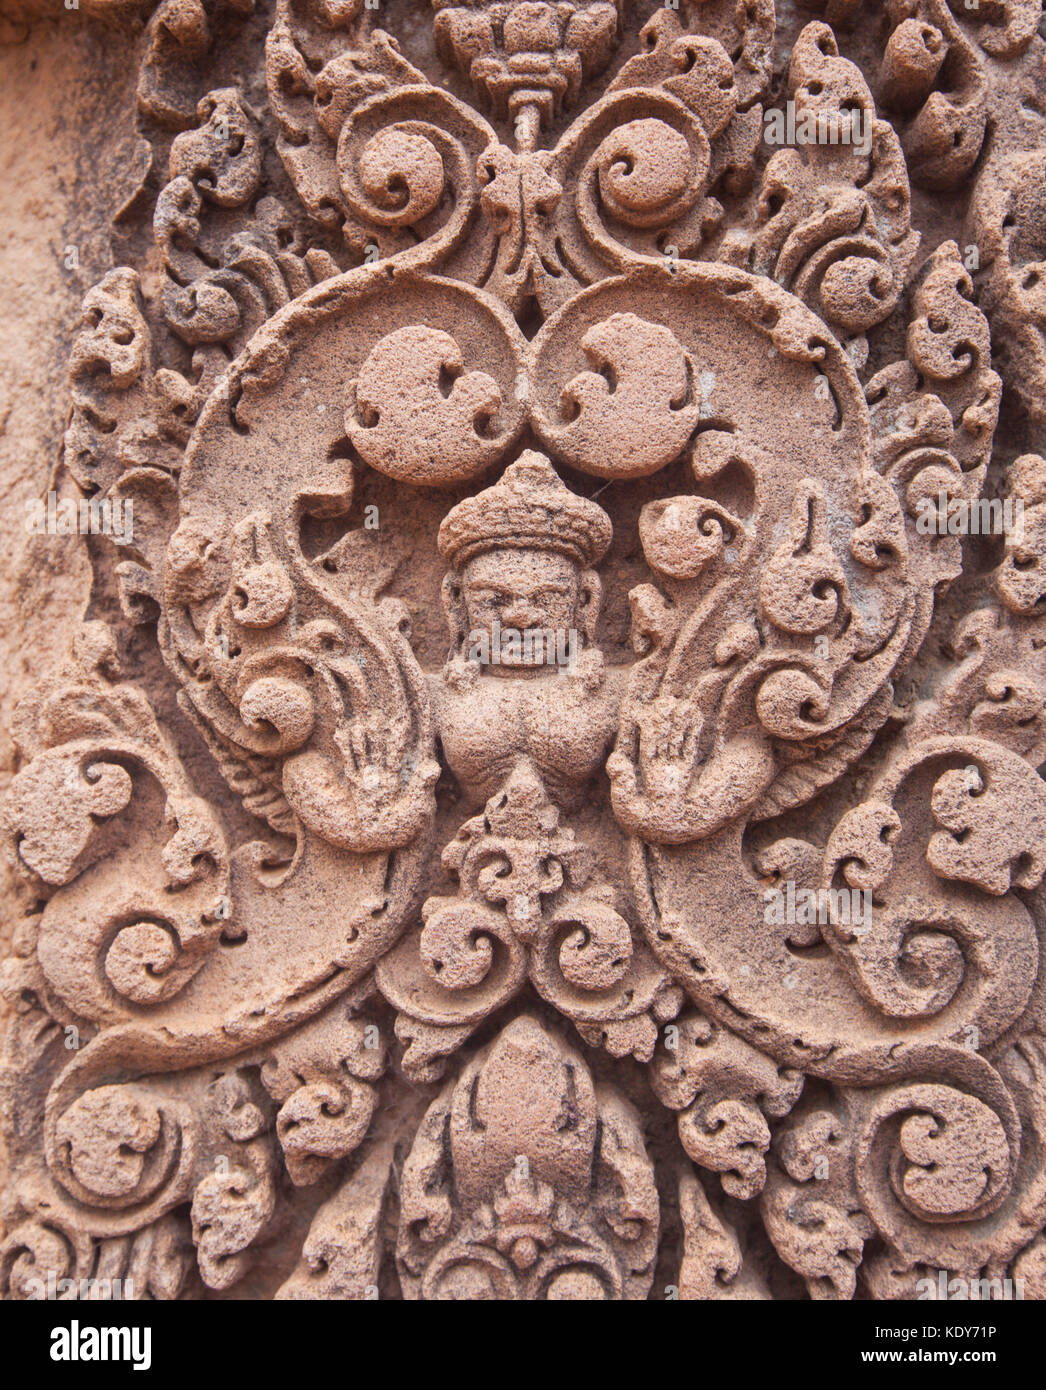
[461,547,581,668]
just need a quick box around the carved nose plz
[502,600,535,628]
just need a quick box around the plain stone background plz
[0,8,148,1208]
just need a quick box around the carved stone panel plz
[2,0,1046,1304]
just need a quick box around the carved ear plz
[579,569,602,644]
[440,570,468,653]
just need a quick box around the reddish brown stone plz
[2,0,1046,1303]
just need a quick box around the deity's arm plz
[607,706,775,845]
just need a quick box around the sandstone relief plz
[1,0,1046,1305]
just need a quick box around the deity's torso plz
[432,663,624,810]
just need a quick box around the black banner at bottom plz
[0,1296,1031,1378]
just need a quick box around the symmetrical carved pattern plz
[4,0,1046,1300]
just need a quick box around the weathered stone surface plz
[1,0,1045,1302]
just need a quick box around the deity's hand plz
[635,695,702,803]
[281,713,440,853]
[608,693,774,845]
[343,714,420,808]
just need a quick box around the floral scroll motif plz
[4,0,1046,1301]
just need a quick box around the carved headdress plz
[438,451,613,569]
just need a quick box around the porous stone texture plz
[2,0,1046,1302]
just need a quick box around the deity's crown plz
[438,451,612,568]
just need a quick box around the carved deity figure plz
[376,451,680,1079]
[434,450,620,812]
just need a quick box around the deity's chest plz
[435,671,620,807]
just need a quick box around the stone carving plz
[3,0,1046,1302]
[394,1015,659,1300]
[377,453,681,1076]
[722,21,920,340]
